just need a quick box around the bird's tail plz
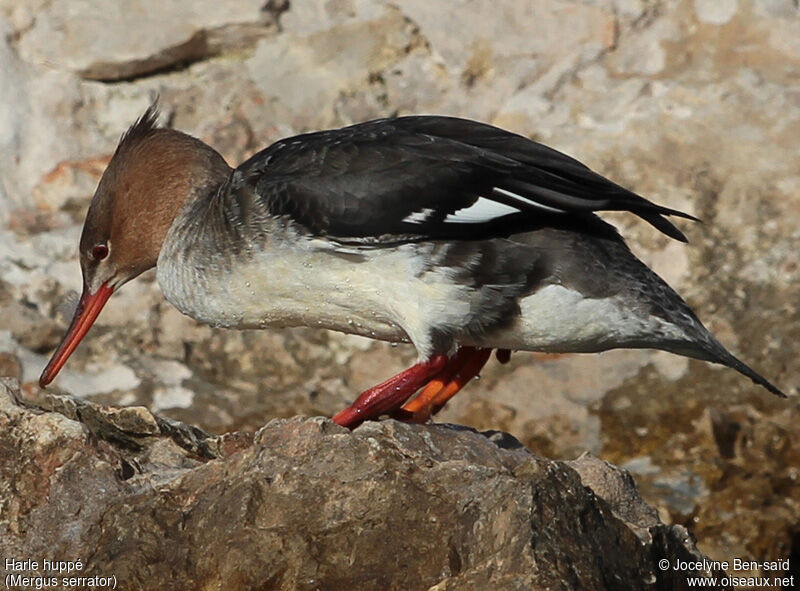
[685,332,786,398]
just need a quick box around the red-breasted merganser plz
[39,105,786,427]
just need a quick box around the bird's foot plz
[332,355,448,429]
[332,347,494,429]
[400,347,492,422]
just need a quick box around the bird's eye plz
[92,244,109,260]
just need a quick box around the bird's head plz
[39,104,230,387]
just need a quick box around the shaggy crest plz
[115,102,161,155]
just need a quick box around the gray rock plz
[0,20,83,218]
[246,3,415,129]
[15,0,276,81]
[693,0,739,25]
[0,378,715,590]
[400,0,615,79]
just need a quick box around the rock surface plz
[16,0,276,81]
[0,378,712,590]
[0,0,798,582]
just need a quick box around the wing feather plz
[233,116,697,244]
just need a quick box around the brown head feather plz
[40,104,231,388]
[79,105,232,292]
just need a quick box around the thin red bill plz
[39,283,114,387]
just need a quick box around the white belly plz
[158,237,681,357]
[157,240,471,356]
[475,283,681,353]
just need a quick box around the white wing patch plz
[403,187,569,227]
[403,207,437,224]
[492,187,566,214]
[444,197,520,224]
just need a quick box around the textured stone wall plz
[0,0,798,579]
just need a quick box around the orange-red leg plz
[401,347,492,422]
[332,355,448,429]
[400,347,476,415]
[429,348,492,412]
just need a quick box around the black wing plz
[232,116,697,244]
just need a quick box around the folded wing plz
[232,116,697,244]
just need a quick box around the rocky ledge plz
[0,377,716,590]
